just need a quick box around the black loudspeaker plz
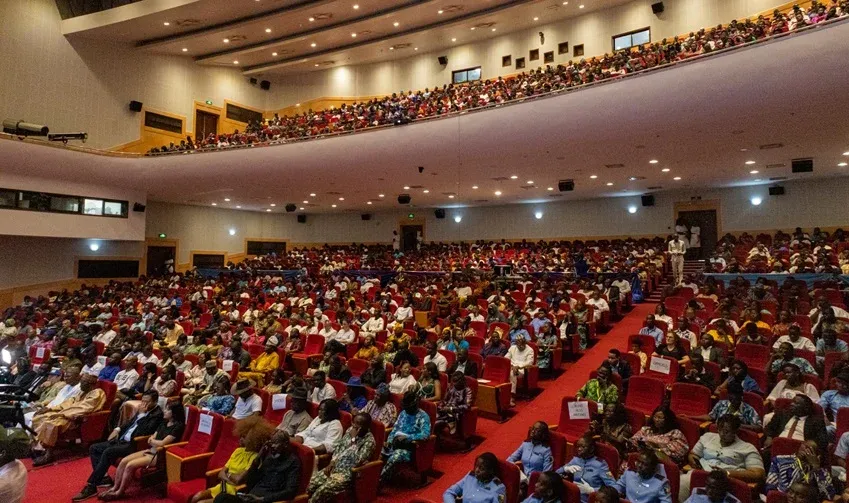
[558,179,575,192]
[398,194,411,204]
[791,158,813,173]
[437,56,448,65]
[434,209,446,219]
[249,78,258,85]
[129,101,143,112]
[361,214,371,221]
[132,202,146,212]
[769,186,786,196]
[651,2,664,14]
[297,215,307,223]
[285,204,297,212]
[641,195,655,207]
[260,80,271,91]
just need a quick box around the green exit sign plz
[158,233,167,238]
[205,100,213,105]
[408,213,415,219]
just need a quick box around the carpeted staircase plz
[645,259,705,303]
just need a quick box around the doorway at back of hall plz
[677,209,718,260]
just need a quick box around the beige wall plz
[268,0,783,106]
[145,176,849,265]
[0,0,271,150]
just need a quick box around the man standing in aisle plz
[668,232,688,286]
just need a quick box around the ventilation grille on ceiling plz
[520,185,537,190]
[769,176,788,181]
[491,176,509,181]
[174,18,201,27]
[441,5,465,13]
[473,199,490,203]
[766,163,786,169]
[629,176,646,181]
[357,30,374,36]
[647,186,662,190]
[226,35,247,42]
[472,22,496,29]
[318,60,335,66]
[605,163,625,169]
[311,13,333,20]
[391,43,412,50]
[548,193,564,198]
[408,185,424,189]
[441,192,456,196]
[759,143,784,150]
[326,191,342,195]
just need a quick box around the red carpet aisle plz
[22,304,653,503]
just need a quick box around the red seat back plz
[96,380,117,412]
[556,396,598,442]
[496,459,522,503]
[645,355,678,385]
[596,441,620,478]
[482,356,511,384]
[466,353,483,377]
[208,418,240,469]
[735,343,771,368]
[771,436,802,456]
[348,358,369,376]
[625,376,666,415]
[184,411,223,454]
[304,334,325,355]
[29,346,51,364]
[550,430,568,468]
[466,336,485,353]
[290,442,316,497]
[670,383,713,417]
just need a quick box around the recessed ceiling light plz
[272,52,278,56]
[628,206,638,214]
[661,168,670,172]
[378,194,385,198]
[303,200,309,204]
[296,103,300,106]
[233,60,239,64]
[843,151,849,156]
[351,33,357,37]
[547,187,554,191]
[423,189,430,193]
[606,182,613,186]
[510,175,518,179]
[649,159,658,164]
[300,207,305,210]
[491,28,496,32]
[393,22,400,27]
[471,27,476,30]
[840,162,848,167]
[265,28,271,33]
[211,202,217,206]
[309,193,316,197]
[332,204,337,208]
[403,186,410,190]
[389,47,394,50]
[750,196,762,206]
[454,215,462,223]
[472,185,479,189]
[494,190,502,196]
[745,160,756,165]
[182,48,188,52]
[308,17,315,22]
[590,175,598,179]
[438,9,444,14]
[533,16,539,20]
[451,38,457,42]
[236,205,241,209]
[311,43,316,47]
[224,198,231,202]
[526,180,534,184]
[562,1,568,4]
[414,47,418,50]
[339,197,345,201]
[223,38,230,43]
[270,203,276,207]
[314,63,319,67]
[163,22,170,26]
[266,208,272,212]
[749,170,759,174]
[367,201,372,205]
[353,4,359,9]
[449,195,455,199]
[535,212,543,219]
[673,176,682,180]
[579,4,584,7]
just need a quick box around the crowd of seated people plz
[707,227,849,274]
[146,2,849,155]
[0,240,659,502]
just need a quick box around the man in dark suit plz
[447,348,479,378]
[764,394,827,450]
[606,349,632,390]
[679,353,716,392]
[72,390,164,501]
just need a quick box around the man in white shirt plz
[422,342,448,372]
[809,298,849,327]
[360,311,384,338]
[395,301,414,322]
[586,291,609,323]
[230,379,263,420]
[332,320,356,346]
[113,356,140,392]
[93,325,118,347]
[612,276,631,302]
[81,353,104,377]
[309,371,337,404]
[318,323,338,343]
[468,307,485,323]
[668,233,688,285]
[137,345,160,366]
[505,336,535,406]
[25,367,82,427]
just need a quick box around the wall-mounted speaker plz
[651,1,665,14]
[361,214,372,221]
[249,78,258,85]
[437,56,448,65]
[285,204,297,212]
[791,158,813,173]
[434,209,446,219]
[297,214,307,223]
[641,195,655,207]
[132,202,146,212]
[260,80,271,91]
[398,194,411,204]
[558,179,574,192]
[129,101,143,112]
[769,186,786,196]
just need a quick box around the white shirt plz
[506,345,535,368]
[689,226,701,247]
[47,383,82,408]
[767,380,820,403]
[612,279,631,294]
[333,328,356,345]
[778,415,807,441]
[586,298,609,321]
[809,306,849,319]
[299,417,344,453]
[772,335,816,352]
[113,368,140,390]
[395,306,413,321]
[138,354,160,366]
[388,374,418,394]
[94,329,117,346]
[232,394,263,419]
[469,314,485,323]
[455,286,472,298]
[310,383,337,404]
[361,317,384,334]
[423,353,448,372]
[82,362,104,377]
[319,327,338,341]
[668,238,688,256]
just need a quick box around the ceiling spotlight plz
[579,4,584,7]
[353,4,359,9]
[236,205,242,208]
[546,187,554,191]
[534,212,543,219]
[448,195,455,199]
[471,27,476,30]
[451,38,457,42]
[403,185,410,190]
[300,207,305,210]
[266,208,272,212]
[303,200,309,203]
[649,159,658,164]
[843,152,849,156]
[211,202,218,206]
[562,1,568,4]
[472,185,479,189]
[606,182,613,186]
[265,28,272,33]
[351,33,357,37]
[314,63,319,67]
[223,38,230,43]
[311,43,316,47]
[339,197,345,201]
[534,16,539,20]
[750,196,762,206]
[270,203,276,207]
[494,190,502,196]
[308,17,315,21]
[510,175,518,179]
[749,170,759,174]
[163,21,170,26]
[454,215,462,223]
[590,175,598,179]
[673,176,682,180]
[89,243,100,251]
[182,48,188,52]
[233,60,239,64]
[745,160,756,165]
[526,180,534,184]
[366,201,373,205]
[379,194,385,198]
[296,103,300,106]
[393,22,400,27]
[228,228,236,236]
[414,47,418,50]
[332,204,337,208]
[491,28,496,31]
[438,9,444,14]
[628,206,637,214]
[224,198,231,202]
[389,47,394,50]
[839,162,848,167]
[272,52,278,56]
[661,168,670,172]
[310,193,316,197]
[423,189,430,193]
